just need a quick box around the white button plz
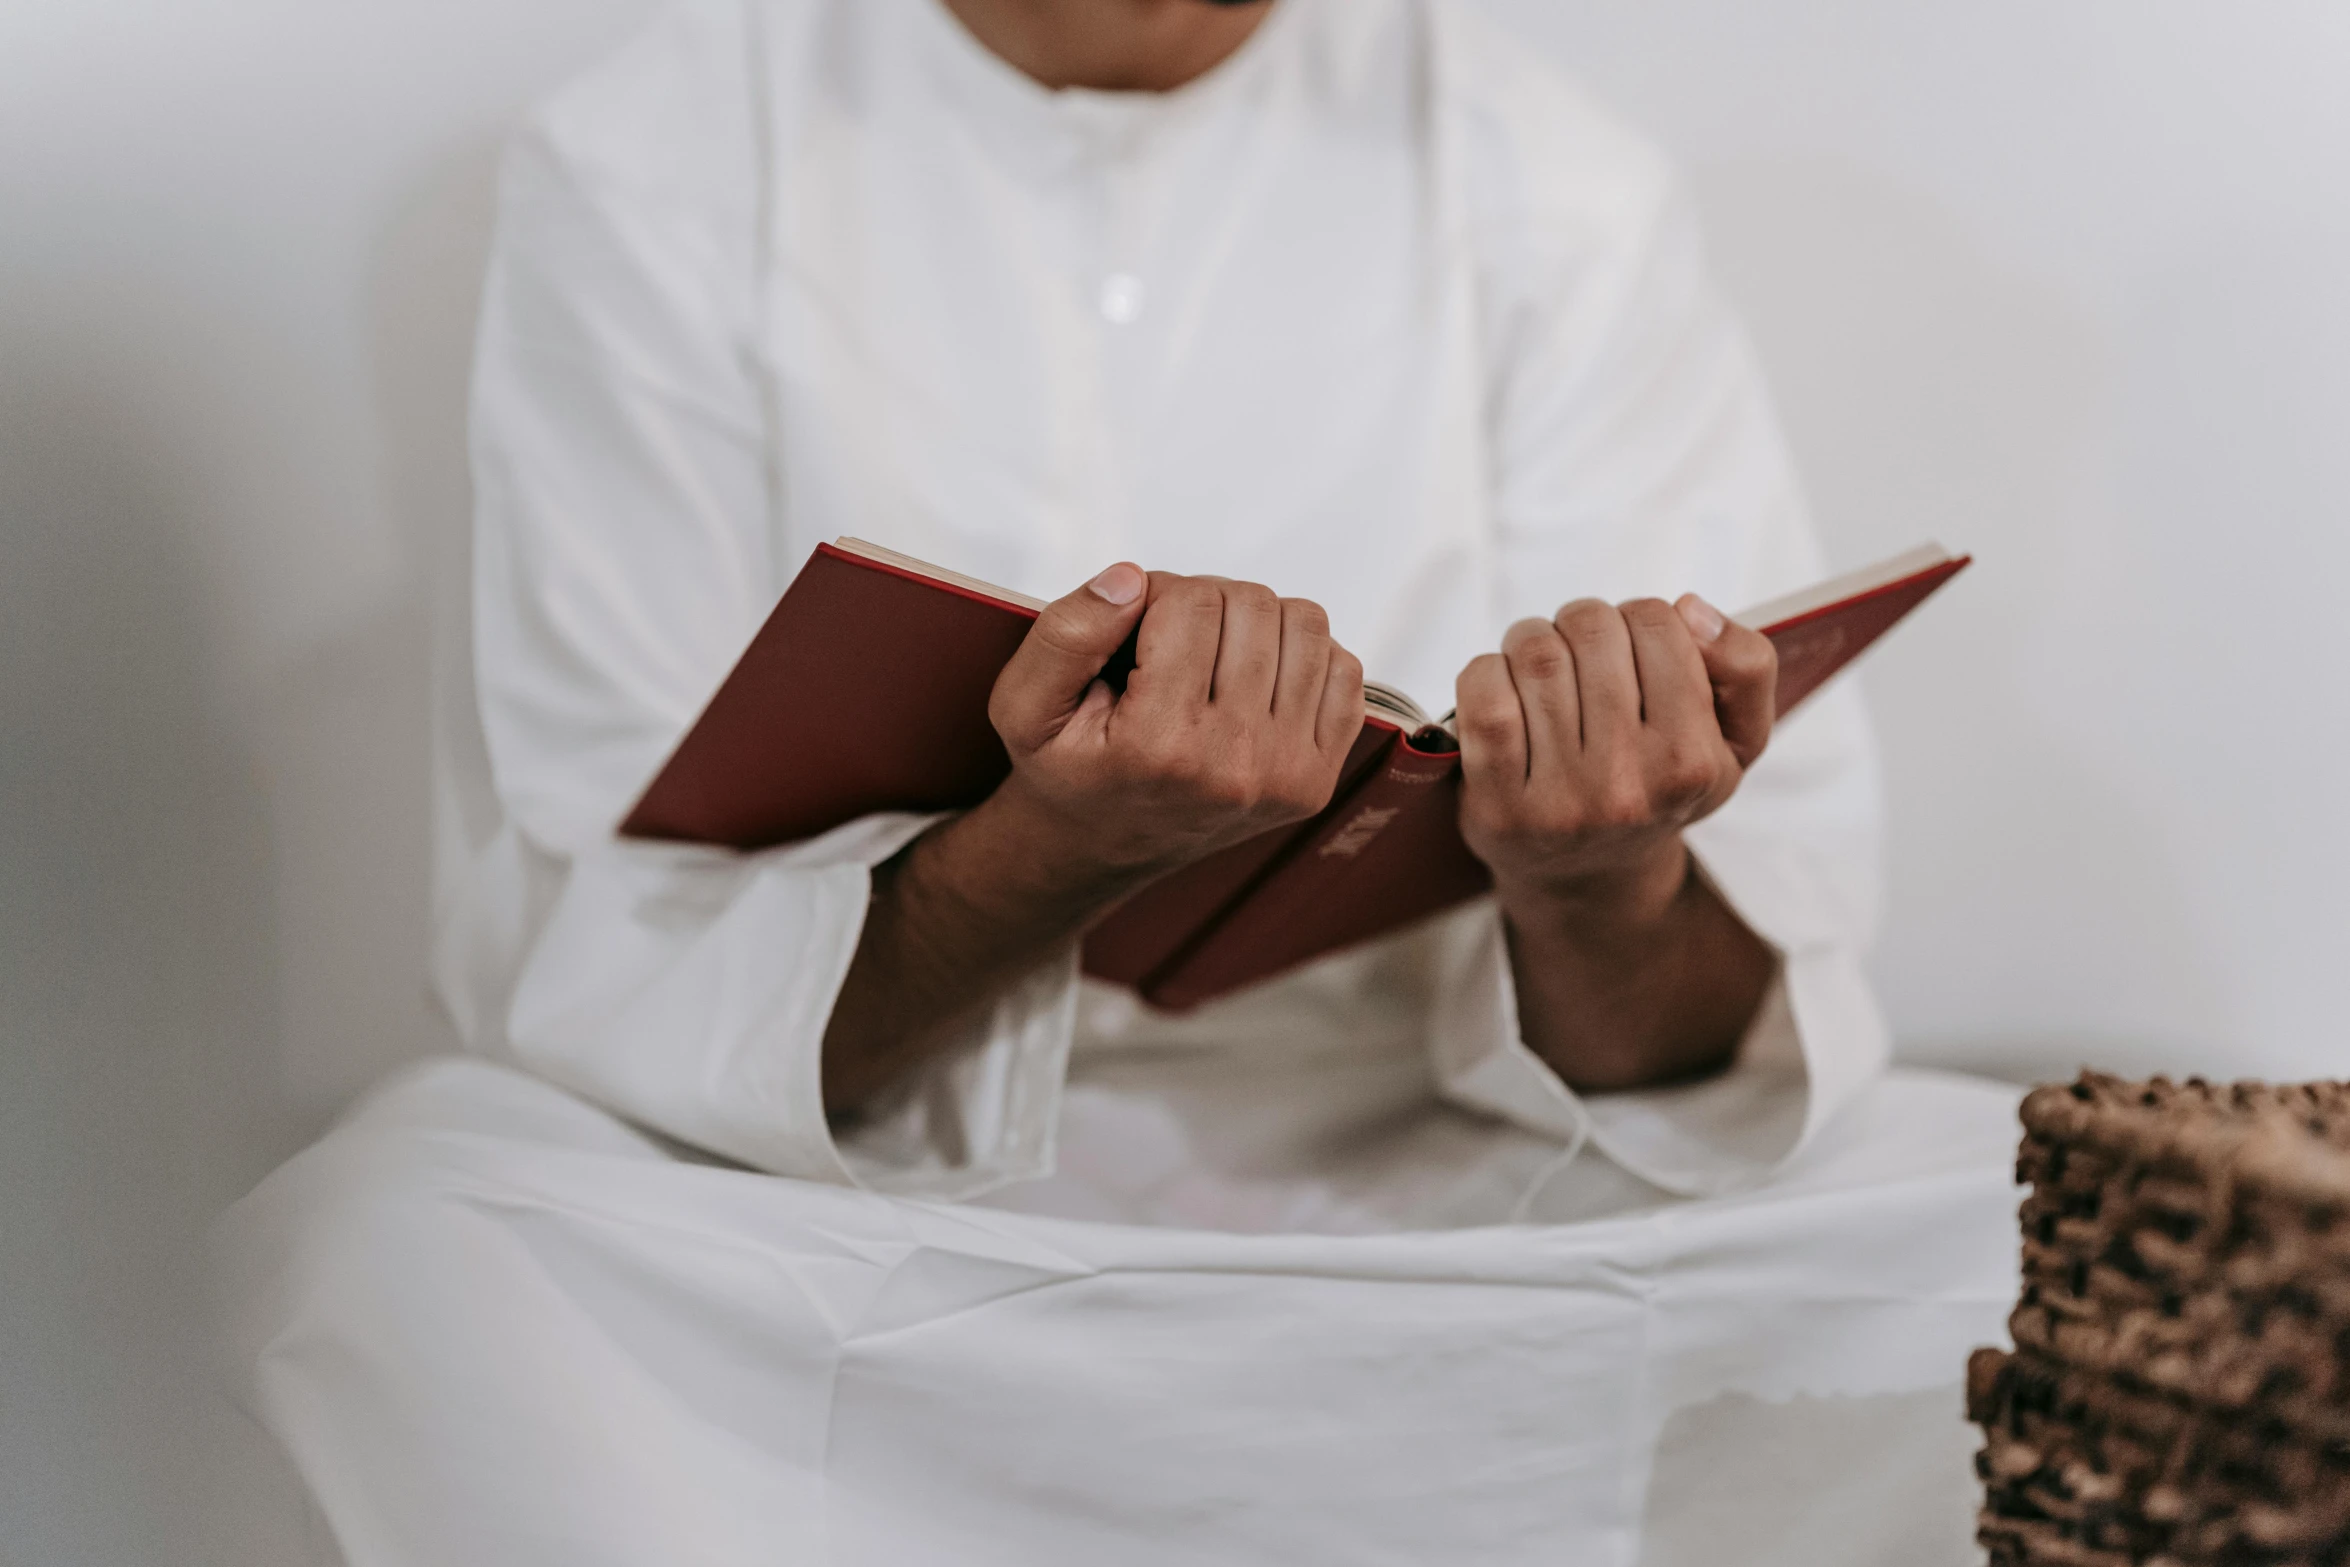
[1099,273,1144,325]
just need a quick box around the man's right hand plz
[824,563,1362,1116]
[982,563,1366,888]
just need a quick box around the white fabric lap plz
[220,1058,2020,1567]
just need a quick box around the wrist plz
[950,775,1163,915]
[1493,836,1692,936]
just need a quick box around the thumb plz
[989,562,1149,747]
[1677,593,1777,770]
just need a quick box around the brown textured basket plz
[1969,1072,2350,1567]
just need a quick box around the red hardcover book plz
[622,538,1969,1009]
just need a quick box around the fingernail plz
[1678,595,1726,643]
[1087,562,1144,606]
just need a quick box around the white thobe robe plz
[438,0,1891,1218]
[221,1,2020,1561]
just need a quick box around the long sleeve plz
[432,2,1076,1195]
[1427,40,1889,1196]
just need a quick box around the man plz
[222,0,2019,1559]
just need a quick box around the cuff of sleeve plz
[729,810,1081,1204]
[834,942,1081,1202]
[577,807,1085,1201]
[1575,952,1884,1197]
[503,811,975,1183]
[1425,901,1592,1155]
[730,814,1085,1199]
[1425,854,1888,1201]
[1580,835,1890,1196]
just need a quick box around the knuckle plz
[1460,650,1506,681]
[1619,598,1681,636]
[1325,651,1366,708]
[1456,653,1506,699]
[1227,581,1280,616]
[1594,777,1653,831]
[1501,625,1570,682]
[1619,596,1674,623]
[1281,597,1331,639]
[1516,643,1571,683]
[1165,577,1221,615]
[1460,704,1520,747]
[1208,764,1259,813]
[1717,621,1774,674]
[1501,616,1555,651]
[1031,604,1094,655]
[1658,741,1718,804]
[1557,601,1623,647]
[1226,645,1279,686]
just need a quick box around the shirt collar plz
[899,0,1306,164]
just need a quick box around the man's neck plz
[938,0,1274,93]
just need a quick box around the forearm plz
[819,788,1141,1119]
[1498,839,1775,1094]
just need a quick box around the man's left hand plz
[1455,594,1777,921]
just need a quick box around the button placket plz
[1065,95,1151,331]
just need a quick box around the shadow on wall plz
[1691,159,2229,1084]
[372,140,512,1048]
[258,138,510,1133]
[231,136,511,1567]
[0,306,288,1560]
[0,131,512,1567]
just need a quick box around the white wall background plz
[2,2,2345,1561]
[1478,2,2350,1087]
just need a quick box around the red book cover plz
[620,543,1039,847]
[1739,544,1971,714]
[622,538,1969,1008]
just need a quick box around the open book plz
[622,539,1969,1009]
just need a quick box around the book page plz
[833,537,1049,612]
[1733,543,1953,632]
